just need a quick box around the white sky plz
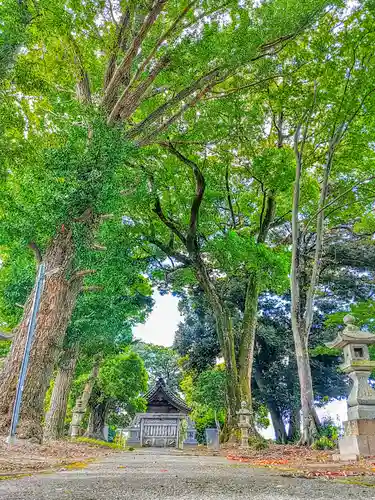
[133,290,182,347]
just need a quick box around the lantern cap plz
[326,316,375,349]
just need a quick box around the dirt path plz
[0,449,374,499]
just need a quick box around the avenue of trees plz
[1,0,375,445]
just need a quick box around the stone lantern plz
[71,397,85,438]
[326,315,375,460]
[237,401,251,449]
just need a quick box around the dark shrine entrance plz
[127,378,197,448]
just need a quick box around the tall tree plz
[0,0,331,440]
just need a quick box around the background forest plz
[1,0,375,448]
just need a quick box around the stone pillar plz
[237,401,251,449]
[71,398,85,438]
[326,315,375,460]
[184,418,198,447]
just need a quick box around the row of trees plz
[1,0,375,444]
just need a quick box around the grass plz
[74,437,125,450]
[337,478,375,488]
[64,461,91,469]
[0,474,31,481]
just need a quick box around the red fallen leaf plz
[160,469,168,472]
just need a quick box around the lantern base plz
[347,404,375,420]
[336,419,375,460]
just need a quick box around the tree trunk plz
[288,407,301,442]
[43,345,79,441]
[70,357,101,437]
[238,273,259,411]
[253,366,287,443]
[293,328,319,444]
[269,405,287,444]
[85,399,109,441]
[195,261,241,439]
[0,230,82,441]
[215,309,240,441]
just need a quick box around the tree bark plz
[293,330,319,444]
[70,357,101,437]
[43,344,79,441]
[0,230,82,441]
[238,273,259,409]
[85,399,109,441]
[195,261,241,436]
[253,366,287,443]
[288,406,301,442]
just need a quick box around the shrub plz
[74,437,124,449]
[312,436,336,450]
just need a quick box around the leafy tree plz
[133,342,182,391]
[0,0,332,440]
[86,351,147,440]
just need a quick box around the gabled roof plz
[145,377,191,413]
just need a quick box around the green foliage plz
[98,351,148,404]
[312,436,336,450]
[181,367,226,444]
[0,340,10,359]
[313,417,340,449]
[74,437,124,450]
[133,342,182,391]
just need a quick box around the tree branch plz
[148,237,191,266]
[153,196,187,246]
[104,7,132,89]
[71,269,97,281]
[126,68,222,141]
[167,143,205,254]
[118,0,197,100]
[225,164,236,228]
[28,241,42,264]
[304,176,375,231]
[138,82,214,146]
[102,0,168,111]
[108,54,170,125]
[0,332,13,340]
[258,193,276,244]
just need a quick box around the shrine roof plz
[145,378,191,413]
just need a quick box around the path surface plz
[0,449,373,499]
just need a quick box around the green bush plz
[248,435,269,450]
[318,417,340,441]
[312,417,340,450]
[312,436,336,450]
[74,437,124,449]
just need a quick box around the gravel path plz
[0,449,374,499]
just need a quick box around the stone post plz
[326,315,375,460]
[237,401,251,449]
[70,397,85,438]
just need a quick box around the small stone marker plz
[71,397,85,438]
[237,401,251,449]
[326,315,375,460]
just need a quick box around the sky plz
[134,290,347,438]
[133,291,182,347]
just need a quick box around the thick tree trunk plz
[195,262,241,439]
[220,315,241,439]
[85,399,109,441]
[43,345,79,441]
[0,230,82,441]
[70,357,101,437]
